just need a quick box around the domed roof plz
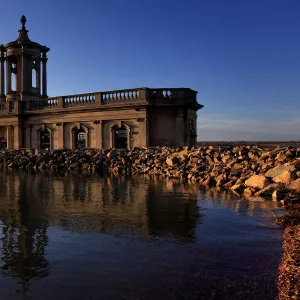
[3,15,49,52]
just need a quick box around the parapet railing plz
[64,93,96,107]
[0,88,197,113]
[30,97,59,110]
[101,89,140,104]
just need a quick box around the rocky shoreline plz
[1,146,300,201]
[1,145,300,298]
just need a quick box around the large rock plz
[273,170,294,183]
[245,175,270,189]
[265,164,295,179]
[254,183,277,197]
[287,178,300,192]
[166,156,180,167]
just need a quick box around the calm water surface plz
[0,170,284,300]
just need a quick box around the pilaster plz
[94,120,102,149]
[25,124,32,148]
[13,123,23,149]
[6,126,13,149]
[56,122,64,149]
[175,110,185,147]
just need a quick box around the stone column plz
[21,46,27,96]
[127,128,132,149]
[36,57,41,95]
[0,46,5,102]
[85,128,90,148]
[41,52,48,98]
[6,58,11,94]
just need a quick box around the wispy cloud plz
[197,114,300,140]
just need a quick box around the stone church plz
[0,16,203,150]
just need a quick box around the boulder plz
[287,159,300,170]
[244,187,256,196]
[287,178,300,192]
[166,156,180,167]
[265,164,295,179]
[254,183,277,197]
[273,170,294,184]
[245,175,270,189]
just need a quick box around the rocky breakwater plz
[1,146,300,200]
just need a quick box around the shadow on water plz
[0,169,283,300]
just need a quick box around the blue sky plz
[0,0,299,141]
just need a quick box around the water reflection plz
[199,186,282,218]
[0,170,202,293]
[0,169,283,300]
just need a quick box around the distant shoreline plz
[197,141,300,147]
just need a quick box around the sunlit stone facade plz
[0,16,203,150]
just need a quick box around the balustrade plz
[63,93,96,107]
[150,89,174,99]
[102,89,140,104]
[30,97,58,110]
[0,88,197,114]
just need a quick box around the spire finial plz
[20,15,27,27]
[17,15,30,43]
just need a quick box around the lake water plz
[0,170,284,300]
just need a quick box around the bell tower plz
[0,15,50,102]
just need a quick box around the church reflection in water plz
[0,170,203,294]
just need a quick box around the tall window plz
[32,68,37,88]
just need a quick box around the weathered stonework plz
[0,16,203,150]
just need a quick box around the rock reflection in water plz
[200,186,282,218]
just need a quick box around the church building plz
[0,16,203,150]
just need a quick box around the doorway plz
[76,129,86,149]
[115,128,128,149]
[40,130,50,149]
